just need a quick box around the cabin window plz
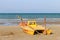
[29,22,36,25]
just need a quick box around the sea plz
[0,13,60,26]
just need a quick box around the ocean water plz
[0,13,60,26]
[0,13,60,19]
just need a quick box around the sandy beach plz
[0,24,59,40]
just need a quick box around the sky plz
[0,0,60,13]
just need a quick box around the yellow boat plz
[19,20,52,35]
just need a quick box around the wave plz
[0,18,60,22]
[0,18,60,26]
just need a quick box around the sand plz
[0,24,60,40]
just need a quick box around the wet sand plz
[0,24,60,40]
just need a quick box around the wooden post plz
[43,16,47,35]
[44,16,46,29]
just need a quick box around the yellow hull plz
[23,29,34,35]
[19,18,52,35]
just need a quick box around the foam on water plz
[0,18,60,26]
[0,13,60,26]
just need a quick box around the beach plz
[0,24,60,40]
[0,13,60,40]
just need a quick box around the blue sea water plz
[0,13,60,19]
[0,13,60,26]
